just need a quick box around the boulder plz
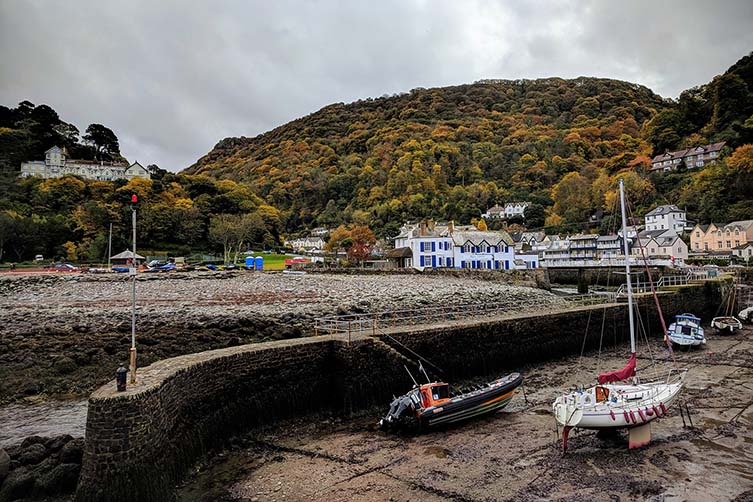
[19,443,48,466]
[0,467,34,501]
[59,439,83,464]
[0,448,9,484]
[35,463,80,495]
[45,435,73,453]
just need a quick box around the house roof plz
[386,247,413,258]
[569,234,598,240]
[451,230,513,247]
[645,205,684,217]
[724,220,753,231]
[110,250,145,260]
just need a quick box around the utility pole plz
[130,194,138,384]
[107,222,112,269]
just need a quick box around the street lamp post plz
[129,194,138,384]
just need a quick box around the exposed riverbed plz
[0,271,561,403]
[178,326,753,502]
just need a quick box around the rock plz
[53,356,78,375]
[19,436,45,449]
[19,443,48,465]
[0,467,34,500]
[0,448,10,484]
[45,435,73,453]
[35,463,80,495]
[59,439,84,464]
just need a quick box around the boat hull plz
[419,373,523,430]
[667,316,706,346]
[381,373,523,432]
[553,379,684,431]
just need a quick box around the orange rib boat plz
[379,373,523,431]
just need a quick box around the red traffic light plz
[131,194,138,203]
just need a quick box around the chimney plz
[448,220,454,233]
[419,222,427,236]
[428,220,435,232]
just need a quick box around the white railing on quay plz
[314,293,616,341]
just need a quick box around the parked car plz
[53,263,80,272]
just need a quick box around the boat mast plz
[619,179,636,354]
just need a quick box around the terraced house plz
[650,141,725,172]
[690,220,753,253]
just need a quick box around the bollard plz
[116,366,128,391]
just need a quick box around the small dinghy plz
[711,316,742,334]
[379,372,523,431]
[667,314,706,347]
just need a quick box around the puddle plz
[0,399,87,448]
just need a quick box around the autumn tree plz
[325,225,352,255]
[550,172,593,225]
[347,225,376,265]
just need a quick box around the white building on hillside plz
[391,221,537,270]
[644,205,687,233]
[481,202,530,220]
[285,236,325,252]
[20,146,150,181]
[632,229,688,263]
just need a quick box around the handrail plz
[314,293,615,337]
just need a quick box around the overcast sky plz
[1,1,752,172]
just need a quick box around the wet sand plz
[179,327,753,502]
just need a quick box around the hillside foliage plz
[2,53,753,262]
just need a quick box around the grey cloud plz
[1,0,751,172]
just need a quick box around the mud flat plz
[179,327,753,502]
[0,272,560,403]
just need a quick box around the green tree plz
[83,123,120,160]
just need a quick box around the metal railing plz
[314,293,616,340]
[614,273,693,297]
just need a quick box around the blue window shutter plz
[432,242,436,252]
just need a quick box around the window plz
[697,161,704,167]
[710,151,717,158]
[736,240,740,247]
[727,241,731,248]
[694,243,699,249]
[705,243,709,250]
[695,231,700,237]
[735,229,740,235]
[718,241,722,248]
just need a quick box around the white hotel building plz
[392,222,538,270]
[20,146,150,181]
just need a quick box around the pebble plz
[0,272,564,338]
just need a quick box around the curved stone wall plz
[75,336,411,502]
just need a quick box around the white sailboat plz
[552,179,687,450]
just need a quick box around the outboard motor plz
[379,390,419,430]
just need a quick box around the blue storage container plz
[255,256,263,271]
[245,256,254,269]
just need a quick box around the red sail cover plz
[598,353,636,384]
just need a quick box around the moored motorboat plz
[667,314,706,347]
[711,316,742,334]
[379,372,523,431]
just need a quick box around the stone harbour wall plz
[74,281,723,501]
[75,336,412,502]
